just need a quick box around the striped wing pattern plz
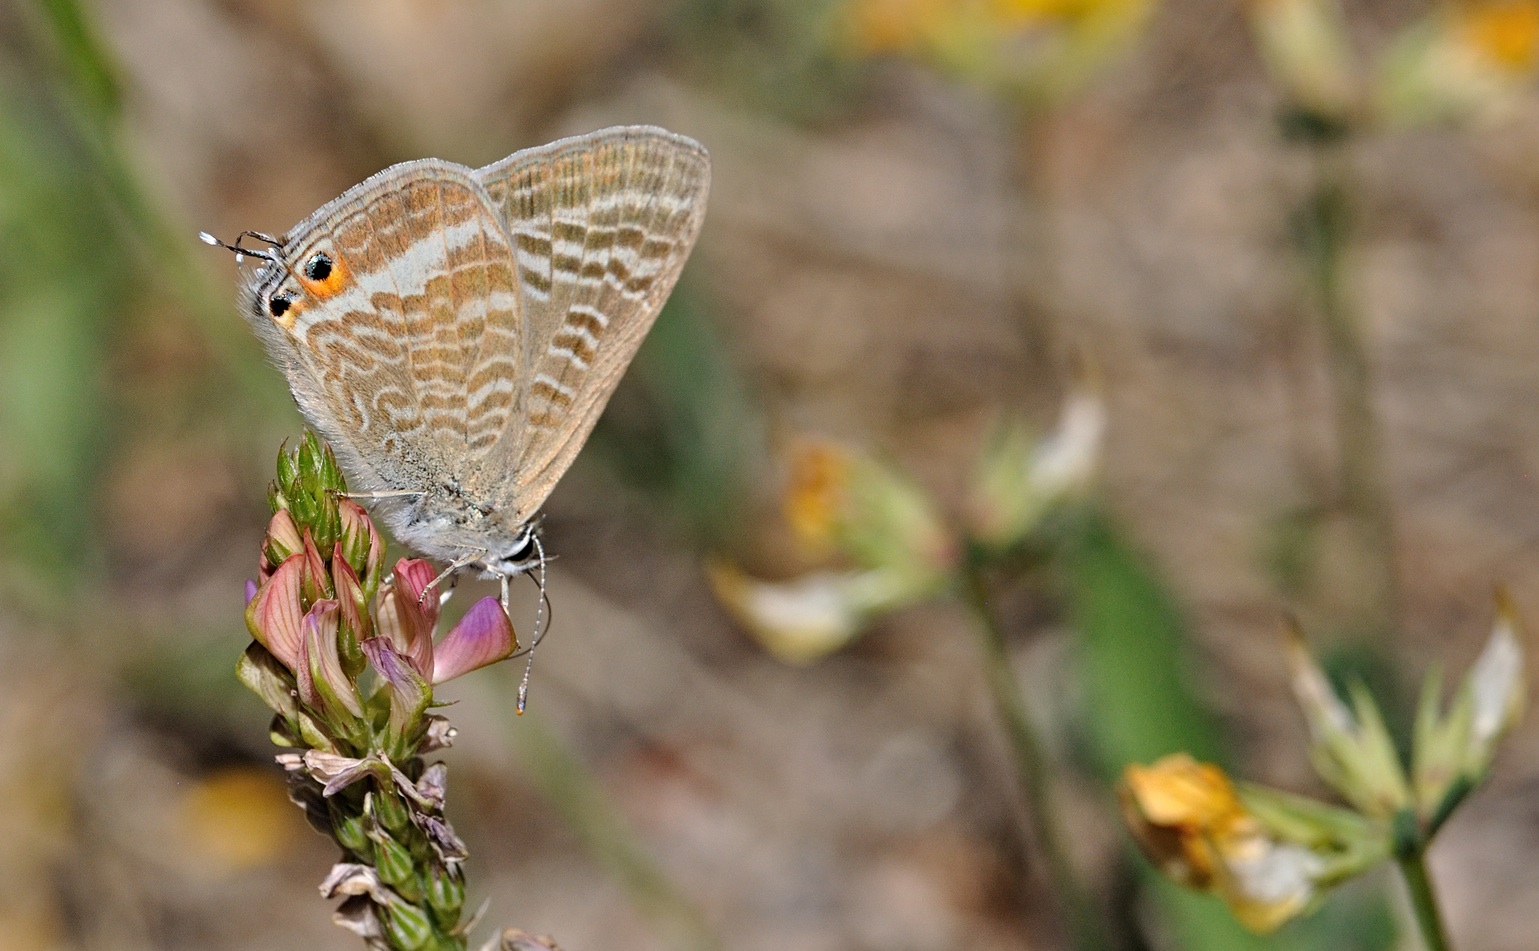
[243,127,709,563]
[277,162,523,500]
[476,127,711,521]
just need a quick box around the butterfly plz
[206,126,710,602]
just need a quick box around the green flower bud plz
[272,433,347,553]
[372,828,417,895]
[338,498,385,598]
[965,389,1105,551]
[382,898,434,951]
[1285,619,1411,819]
[1411,591,1526,834]
[371,786,413,836]
[426,864,465,920]
[331,800,371,855]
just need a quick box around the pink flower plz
[246,554,307,670]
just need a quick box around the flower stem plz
[959,554,1113,951]
[1298,139,1400,639]
[1396,850,1454,951]
[506,704,721,951]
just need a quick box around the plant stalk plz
[506,704,720,951]
[1396,850,1454,951]
[960,554,1113,951]
[1299,138,1401,639]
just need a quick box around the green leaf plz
[1059,509,1226,768]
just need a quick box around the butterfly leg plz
[340,489,426,501]
[420,550,486,606]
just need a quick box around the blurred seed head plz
[965,387,1105,550]
[1283,618,1412,819]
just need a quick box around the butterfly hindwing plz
[475,126,711,521]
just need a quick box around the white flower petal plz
[1469,611,1524,743]
[1028,391,1107,499]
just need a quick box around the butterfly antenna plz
[199,230,285,268]
[513,535,551,714]
[532,533,550,647]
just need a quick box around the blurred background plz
[5,0,1539,949]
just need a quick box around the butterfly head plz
[203,230,353,333]
[481,522,544,579]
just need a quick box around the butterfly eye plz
[505,531,537,565]
[305,253,333,281]
[269,292,293,318]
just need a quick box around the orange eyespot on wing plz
[298,251,350,299]
[268,290,304,330]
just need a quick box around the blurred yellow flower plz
[843,0,1154,99]
[784,439,855,554]
[711,436,956,662]
[777,436,956,581]
[1457,0,1539,73]
[180,765,299,872]
[993,0,1115,23]
[1120,754,1325,932]
[848,0,955,53]
[708,561,910,663]
[1378,0,1539,124]
[1121,754,1249,888]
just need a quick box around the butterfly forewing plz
[262,161,525,503]
[475,126,711,521]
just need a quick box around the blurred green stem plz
[504,705,721,951]
[1003,105,1071,372]
[1396,851,1453,951]
[960,551,1113,951]
[1298,139,1400,638]
[20,0,278,396]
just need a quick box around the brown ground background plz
[4,0,1539,949]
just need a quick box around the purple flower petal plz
[377,572,435,676]
[361,636,416,691]
[361,637,432,749]
[244,579,259,606]
[394,558,442,628]
[432,597,517,684]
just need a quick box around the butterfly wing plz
[240,160,525,522]
[475,126,710,523]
